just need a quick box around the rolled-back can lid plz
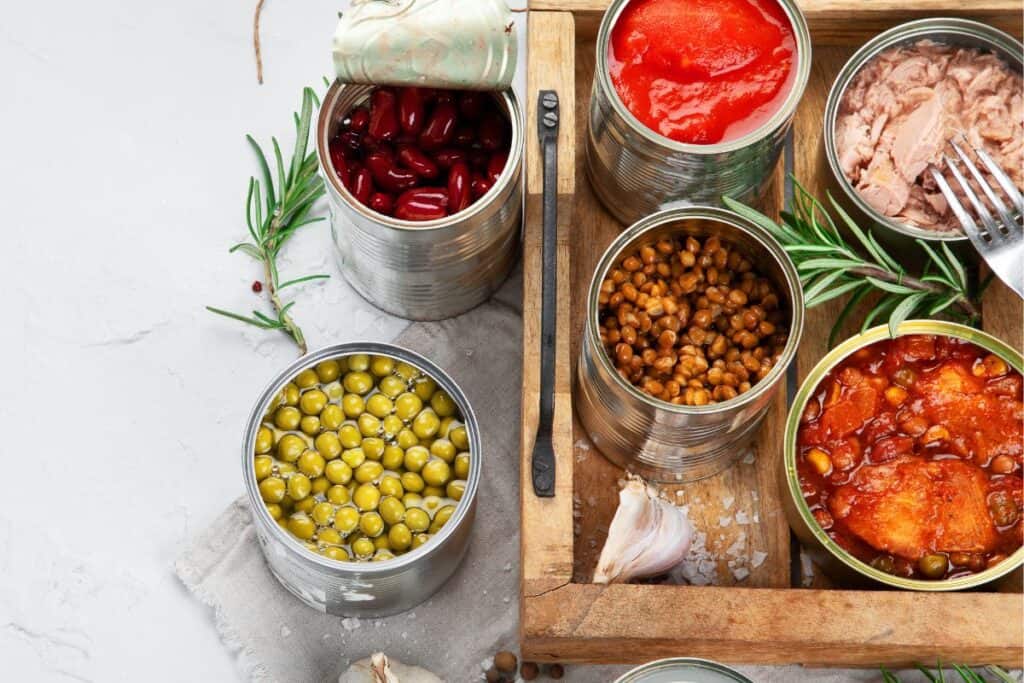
[615,658,754,683]
[332,0,517,91]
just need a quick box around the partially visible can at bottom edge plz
[615,658,753,683]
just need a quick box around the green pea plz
[430,438,456,463]
[339,424,362,449]
[373,549,395,562]
[918,553,949,579]
[370,355,394,377]
[422,485,445,498]
[382,445,405,471]
[341,448,366,469]
[320,404,344,430]
[388,523,413,551]
[277,462,296,476]
[333,506,360,535]
[380,496,406,526]
[342,393,365,418]
[373,534,391,551]
[311,476,330,495]
[259,477,286,503]
[438,416,455,438]
[274,406,302,430]
[402,493,424,509]
[353,483,381,511]
[362,437,385,461]
[287,513,316,540]
[413,377,437,401]
[312,502,335,526]
[299,415,321,435]
[295,496,316,513]
[412,409,440,439]
[379,476,404,499]
[357,414,381,437]
[265,503,283,520]
[421,495,443,513]
[401,471,425,493]
[430,390,456,417]
[395,362,420,381]
[318,528,342,546]
[287,473,312,501]
[324,381,344,401]
[454,453,471,480]
[352,537,375,560]
[325,460,352,485]
[347,354,370,372]
[378,375,406,398]
[343,371,374,395]
[381,415,404,439]
[254,455,274,481]
[255,427,274,454]
[411,533,431,549]
[277,434,306,462]
[355,461,384,484]
[298,450,326,478]
[314,432,342,459]
[322,546,349,561]
[405,507,430,533]
[315,360,341,383]
[282,383,300,405]
[430,505,455,533]
[446,480,466,501]
[366,394,394,418]
[327,484,351,505]
[359,511,385,537]
[450,426,469,451]
[403,446,430,473]
[396,428,419,449]
[394,393,423,421]
[294,369,319,389]
[299,389,328,416]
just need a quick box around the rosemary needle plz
[725,181,984,347]
[207,87,329,355]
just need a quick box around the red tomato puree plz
[609,0,797,144]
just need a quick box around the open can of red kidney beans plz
[316,84,523,321]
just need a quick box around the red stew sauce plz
[608,0,797,144]
[797,335,1023,580]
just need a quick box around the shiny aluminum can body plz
[823,18,1023,263]
[585,0,812,225]
[782,320,1024,591]
[317,84,523,321]
[576,207,804,482]
[242,342,482,617]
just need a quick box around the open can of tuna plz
[615,658,753,683]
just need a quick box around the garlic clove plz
[593,475,694,584]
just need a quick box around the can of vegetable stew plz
[242,342,482,617]
[585,0,811,226]
[576,206,804,482]
[317,85,523,321]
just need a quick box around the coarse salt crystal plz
[342,617,360,631]
[751,550,768,568]
[280,625,291,638]
[732,567,750,581]
[722,495,735,509]
[719,516,731,527]
[742,451,756,465]
[503,562,512,572]
[735,511,751,525]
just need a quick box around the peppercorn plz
[485,666,502,683]
[548,663,565,679]
[520,661,539,680]
[252,280,263,293]
[494,651,517,673]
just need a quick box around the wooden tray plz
[519,1,1024,668]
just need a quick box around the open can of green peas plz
[243,342,481,617]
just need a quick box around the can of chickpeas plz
[317,84,524,321]
[243,342,481,617]
[576,206,804,482]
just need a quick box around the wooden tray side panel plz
[521,9,579,604]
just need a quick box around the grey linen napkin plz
[176,272,976,683]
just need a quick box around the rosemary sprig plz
[724,181,983,347]
[207,87,328,355]
[881,660,1015,683]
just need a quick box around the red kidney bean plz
[478,112,506,151]
[336,131,362,159]
[369,192,393,215]
[397,145,439,179]
[348,106,370,133]
[470,177,492,200]
[447,161,471,214]
[486,151,508,184]
[351,167,374,205]
[365,151,418,192]
[394,187,449,221]
[453,125,475,147]
[419,101,457,150]
[458,92,485,120]
[468,149,489,170]
[433,148,468,170]
[329,141,350,186]
[368,88,400,141]
[398,87,425,135]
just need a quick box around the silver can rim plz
[316,84,524,232]
[594,0,812,155]
[822,17,1024,244]
[783,320,1024,591]
[585,205,805,415]
[614,657,753,683]
[241,341,483,575]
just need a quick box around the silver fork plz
[929,137,1024,298]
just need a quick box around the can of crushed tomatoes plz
[585,0,811,225]
[782,320,1024,591]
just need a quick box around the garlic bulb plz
[593,475,694,584]
[338,653,443,683]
